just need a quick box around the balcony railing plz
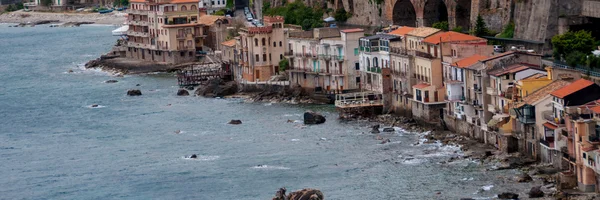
[415,51,434,59]
[540,139,551,148]
[366,67,381,73]
[543,111,565,125]
[389,47,407,55]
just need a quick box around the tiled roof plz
[452,54,487,69]
[221,39,236,47]
[514,80,571,108]
[388,26,415,37]
[171,0,199,3]
[406,27,440,37]
[543,122,558,130]
[481,51,516,62]
[488,64,533,77]
[591,106,600,114]
[521,73,547,81]
[198,15,225,26]
[362,34,398,40]
[550,79,595,98]
[130,0,144,2]
[423,31,485,44]
[582,146,598,152]
[413,83,431,89]
[340,28,364,33]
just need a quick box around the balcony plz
[126,31,149,37]
[129,20,148,26]
[445,95,465,101]
[540,138,554,148]
[285,51,294,57]
[488,104,497,113]
[366,67,381,73]
[543,111,565,125]
[563,152,576,163]
[589,134,600,143]
[332,55,344,61]
[474,87,482,94]
[486,87,496,95]
[415,51,434,59]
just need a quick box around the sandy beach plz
[0,10,125,25]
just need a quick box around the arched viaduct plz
[385,0,473,29]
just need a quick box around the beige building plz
[238,16,286,82]
[126,0,209,64]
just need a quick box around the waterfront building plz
[198,14,229,51]
[125,0,209,64]
[388,26,415,116]
[286,28,363,94]
[237,16,286,82]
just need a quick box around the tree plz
[451,26,464,33]
[474,15,488,37]
[551,30,597,59]
[498,21,514,38]
[432,21,449,31]
[333,8,352,22]
[565,51,586,67]
[263,1,324,30]
[279,58,289,72]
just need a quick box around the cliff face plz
[471,0,512,33]
[266,0,386,26]
[513,0,581,41]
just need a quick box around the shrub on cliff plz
[432,21,449,31]
[498,21,514,38]
[333,8,352,22]
[263,1,324,30]
[552,30,597,59]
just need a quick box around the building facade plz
[238,16,285,82]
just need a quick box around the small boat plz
[99,9,113,14]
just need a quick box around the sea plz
[0,24,535,199]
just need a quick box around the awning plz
[543,122,558,130]
[112,25,128,36]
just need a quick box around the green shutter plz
[354,48,358,56]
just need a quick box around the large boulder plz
[194,79,238,97]
[516,173,532,182]
[273,188,324,200]
[177,89,189,96]
[498,192,519,199]
[304,111,326,124]
[127,89,142,96]
[382,127,395,132]
[371,124,380,134]
[528,186,544,198]
[228,120,242,125]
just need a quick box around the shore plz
[0,10,124,25]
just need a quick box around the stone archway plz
[422,0,448,27]
[392,0,417,27]
[455,0,471,30]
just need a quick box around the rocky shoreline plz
[0,10,124,25]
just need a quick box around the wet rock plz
[380,138,391,144]
[67,69,74,73]
[460,198,475,200]
[186,86,194,90]
[273,188,324,200]
[528,186,544,198]
[127,89,142,96]
[371,124,380,134]
[136,84,141,86]
[228,120,242,125]
[177,89,189,96]
[194,78,238,97]
[304,111,326,124]
[498,192,518,199]
[91,104,99,108]
[517,173,533,182]
[190,154,197,159]
[382,127,395,132]
[105,80,118,83]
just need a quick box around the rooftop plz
[423,31,485,45]
[488,64,536,77]
[590,105,600,114]
[340,28,364,33]
[170,0,199,3]
[551,79,595,98]
[514,80,571,108]
[452,54,487,69]
[406,27,440,38]
[388,26,415,37]
[521,73,548,81]
[362,34,399,41]
[198,15,225,26]
[221,39,236,47]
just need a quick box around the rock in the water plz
[382,127,395,132]
[517,173,532,182]
[304,111,326,124]
[228,120,242,125]
[528,186,544,198]
[68,69,74,73]
[190,154,197,159]
[127,89,142,96]
[498,192,519,199]
[91,104,99,108]
[460,198,475,200]
[273,188,324,200]
[177,89,189,96]
[105,80,118,83]
[371,124,380,134]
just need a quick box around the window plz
[269,54,272,61]
[373,57,378,67]
[255,38,258,46]
[262,38,266,46]
[355,63,359,70]
[263,54,267,61]
[273,42,276,47]
[280,54,283,59]
[279,41,282,47]
[354,48,358,56]
[255,54,259,61]
[191,5,197,10]
[356,77,360,83]
[181,5,187,11]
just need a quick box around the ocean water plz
[0,24,534,200]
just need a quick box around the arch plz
[392,0,417,27]
[422,0,448,27]
[181,5,187,11]
[191,5,197,10]
[365,57,370,68]
[455,0,471,30]
[373,57,378,67]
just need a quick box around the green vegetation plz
[113,0,130,7]
[279,58,289,72]
[333,8,352,22]
[552,30,600,67]
[451,26,464,33]
[41,0,53,7]
[432,21,449,31]
[473,15,488,37]
[5,3,24,12]
[498,21,514,38]
[263,1,324,30]
[226,0,234,9]
[214,9,226,16]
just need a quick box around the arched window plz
[279,41,282,47]
[373,57,378,67]
[280,54,283,59]
[365,57,370,68]
[273,42,276,47]
[191,5,197,10]
[254,38,258,46]
[262,38,266,46]
[181,5,187,11]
